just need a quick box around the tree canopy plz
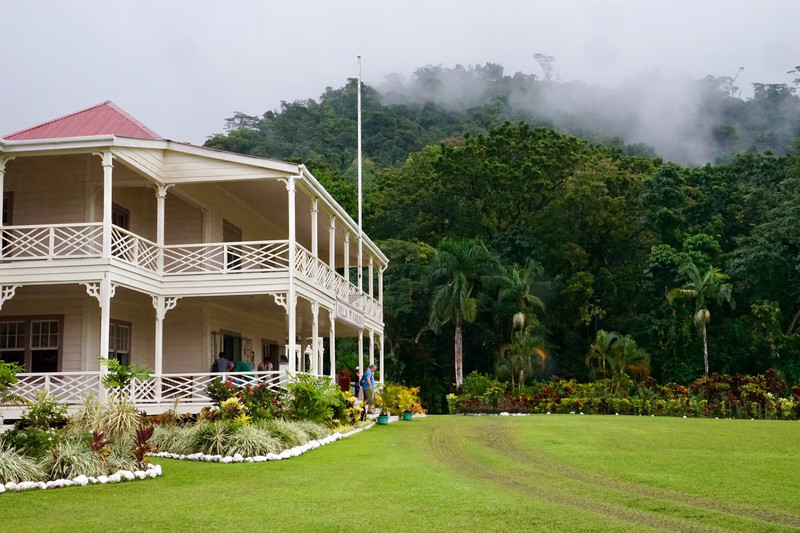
[206,64,800,411]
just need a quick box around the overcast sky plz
[1,0,797,145]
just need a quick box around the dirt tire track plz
[481,418,800,529]
[429,422,727,533]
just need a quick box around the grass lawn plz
[2,415,799,532]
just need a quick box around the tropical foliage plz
[202,64,800,409]
[450,370,800,420]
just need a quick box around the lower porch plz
[2,369,295,419]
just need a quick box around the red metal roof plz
[3,101,163,141]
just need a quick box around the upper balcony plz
[0,222,382,323]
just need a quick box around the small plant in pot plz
[374,390,391,425]
[397,387,421,421]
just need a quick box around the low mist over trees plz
[207,62,800,169]
[207,63,800,411]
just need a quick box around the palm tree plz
[586,330,649,393]
[607,335,650,380]
[496,259,546,336]
[585,329,620,379]
[498,329,547,392]
[667,262,734,376]
[428,238,499,389]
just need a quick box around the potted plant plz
[375,389,392,425]
[397,388,415,420]
[376,410,390,425]
[397,386,422,420]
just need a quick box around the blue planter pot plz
[403,411,413,421]
[377,415,389,425]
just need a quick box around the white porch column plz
[343,232,350,281]
[0,158,9,261]
[81,279,115,395]
[97,152,114,258]
[379,333,385,385]
[328,310,336,379]
[368,256,374,298]
[357,329,364,396]
[155,185,169,272]
[379,266,385,304]
[328,216,336,269]
[358,234,363,292]
[310,198,318,257]
[99,274,113,368]
[152,296,178,402]
[286,176,298,374]
[299,337,308,373]
[369,329,375,368]
[311,302,319,375]
[0,157,11,230]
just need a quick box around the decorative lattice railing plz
[295,243,382,323]
[5,371,292,411]
[163,240,290,275]
[111,226,160,272]
[0,223,381,322]
[0,223,103,260]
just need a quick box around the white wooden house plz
[0,101,386,416]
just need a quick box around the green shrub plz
[447,394,459,414]
[293,420,330,441]
[151,425,194,455]
[0,360,23,405]
[42,437,106,480]
[286,374,342,425]
[204,378,239,407]
[191,420,235,455]
[227,424,282,456]
[98,356,152,390]
[462,371,493,397]
[260,419,310,448]
[332,388,361,427]
[18,390,68,429]
[2,427,62,458]
[0,445,45,483]
[99,390,142,444]
[104,444,138,473]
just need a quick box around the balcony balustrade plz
[0,222,381,322]
[2,370,295,417]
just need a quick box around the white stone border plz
[0,463,162,494]
[148,423,375,464]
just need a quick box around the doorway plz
[222,333,242,363]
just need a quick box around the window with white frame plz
[109,320,131,366]
[0,317,61,372]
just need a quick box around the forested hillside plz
[206,65,800,411]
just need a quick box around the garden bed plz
[1,463,161,494]
[149,423,373,463]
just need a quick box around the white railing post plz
[48,227,55,260]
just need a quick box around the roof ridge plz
[2,101,163,141]
[101,101,162,140]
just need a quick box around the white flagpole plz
[357,56,363,293]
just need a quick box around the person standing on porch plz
[211,352,234,373]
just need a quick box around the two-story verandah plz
[0,101,386,417]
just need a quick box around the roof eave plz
[0,134,119,155]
